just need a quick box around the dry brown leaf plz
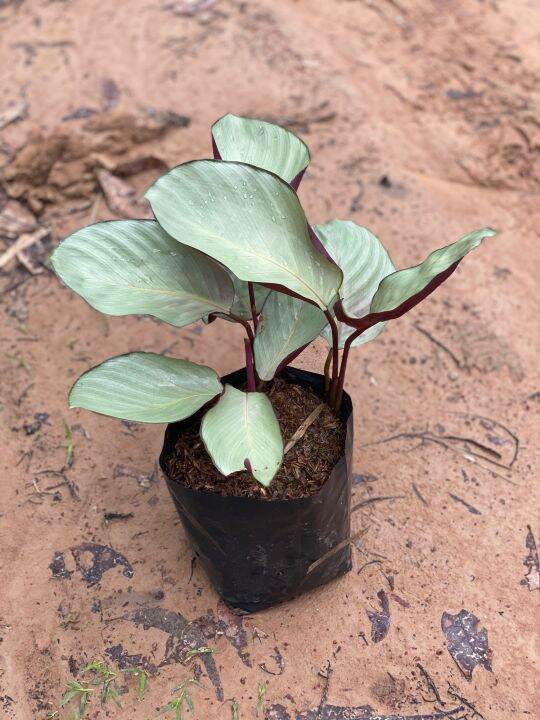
[523,525,540,592]
[441,610,493,680]
[95,168,152,219]
[0,199,38,239]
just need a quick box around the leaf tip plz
[244,458,270,487]
[143,176,161,205]
[49,246,63,277]
[67,386,78,409]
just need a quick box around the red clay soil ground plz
[0,1,538,719]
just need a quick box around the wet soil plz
[164,377,346,499]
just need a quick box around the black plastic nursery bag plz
[160,367,353,614]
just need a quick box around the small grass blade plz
[124,667,149,700]
[63,419,74,467]
[256,683,266,716]
[183,646,215,662]
[231,698,240,719]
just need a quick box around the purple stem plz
[323,347,332,393]
[248,282,258,332]
[244,339,256,392]
[228,312,255,346]
[334,328,364,410]
[275,342,310,376]
[323,309,339,399]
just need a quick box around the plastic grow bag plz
[160,366,353,613]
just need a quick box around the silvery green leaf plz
[370,228,496,313]
[51,220,234,327]
[335,227,497,332]
[145,160,342,309]
[69,352,222,423]
[314,220,395,348]
[201,384,283,487]
[254,292,327,380]
[212,113,310,185]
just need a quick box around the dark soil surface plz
[163,377,346,499]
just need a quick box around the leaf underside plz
[200,384,283,486]
[254,291,327,380]
[314,220,395,348]
[51,219,234,327]
[212,113,310,185]
[335,227,497,333]
[145,160,342,309]
[69,352,222,423]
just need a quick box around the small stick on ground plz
[0,227,50,269]
[357,559,382,575]
[448,493,481,515]
[316,660,333,719]
[412,483,428,505]
[447,682,484,719]
[352,495,405,513]
[416,663,444,705]
[449,411,520,467]
[307,528,368,574]
[362,431,516,484]
[413,321,463,369]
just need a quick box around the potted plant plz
[51,114,496,613]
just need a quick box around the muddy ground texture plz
[0,1,538,719]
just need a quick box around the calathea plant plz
[52,113,496,488]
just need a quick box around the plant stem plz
[323,310,339,402]
[323,347,332,393]
[228,312,255,347]
[248,281,259,332]
[333,328,363,411]
[244,339,256,392]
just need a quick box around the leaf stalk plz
[248,281,259,332]
[244,339,256,392]
[333,328,363,411]
[228,312,255,347]
[323,309,339,404]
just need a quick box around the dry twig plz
[0,227,49,270]
[284,403,325,454]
